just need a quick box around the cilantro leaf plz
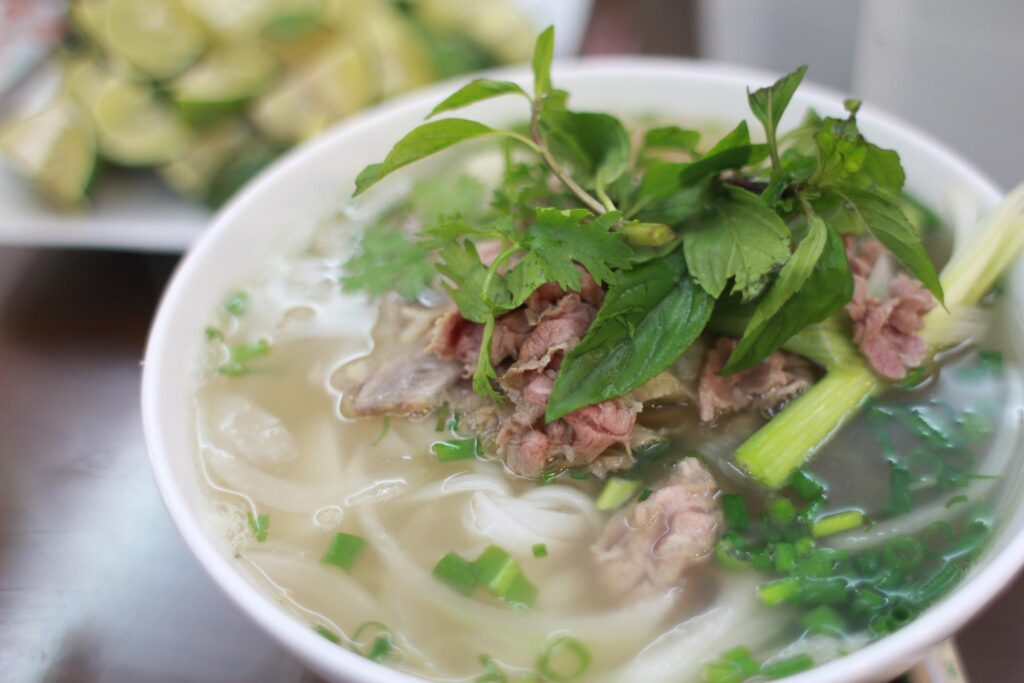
[723,214,852,373]
[341,227,434,299]
[427,79,530,119]
[833,185,943,302]
[409,174,487,227]
[473,317,503,401]
[547,251,713,420]
[434,241,494,322]
[522,208,632,288]
[682,186,792,299]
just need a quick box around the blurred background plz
[0,1,1021,681]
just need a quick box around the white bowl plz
[142,58,1021,683]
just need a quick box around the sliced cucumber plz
[1,98,98,207]
[104,0,207,80]
[171,44,280,127]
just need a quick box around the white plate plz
[0,0,592,253]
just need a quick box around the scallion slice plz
[321,532,366,572]
[432,552,477,595]
[812,510,865,538]
[594,477,641,511]
[537,636,591,682]
[431,436,478,462]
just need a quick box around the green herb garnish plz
[321,532,366,572]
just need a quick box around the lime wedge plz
[159,120,250,200]
[91,78,190,166]
[104,0,207,80]
[354,5,433,98]
[416,0,532,64]
[179,0,269,37]
[171,44,280,127]
[251,39,373,144]
[0,98,98,207]
[203,139,282,208]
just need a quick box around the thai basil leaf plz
[354,119,510,196]
[545,111,631,190]
[532,25,555,99]
[682,186,792,299]
[833,185,944,302]
[546,251,713,421]
[643,125,701,154]
[748,65,807,155]
[678,121,769,186]
[723,216,852,373]
[428,79,529,119]
[630,160,709,224]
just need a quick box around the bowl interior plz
[143,58,1018,683]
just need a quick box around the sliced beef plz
[593,457,723,600]
[563,400,636,459]
[844,234,885,279]
[697,338,814,423]
[846,272,935,380]
[348,351,462,418]
[518,294,595,363]
[526,266,604,313]
[427,307,532,377]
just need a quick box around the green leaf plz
[435,240,494,322]
[682,186,792,299]
[723,216,853,373]
[340,226,434,299]
[532,26,555,99]
[546,251,713,421]
[643,125,700,154]
[353,119,502,196]
[427,79,530,118]
[834,185,943,302]
[544,111,631,190]
[522,208,633,288]
[813,117,904,193]
[860,143,905,193]
[748,65,807,161]
[630,159,710,224]
[472,316,504,402]
[679,121,768,186]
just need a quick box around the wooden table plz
[0,246,1020,682]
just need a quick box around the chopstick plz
[907,638,969,683]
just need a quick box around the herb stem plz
[481,244,521,307]
[530,104,606,215]
[595,182,617,213]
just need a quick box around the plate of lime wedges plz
[0,0,591,252]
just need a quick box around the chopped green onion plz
[538,470,558,485]
[434,403,451,432]
[473,545,538,608]
[797,578,849,605]
[477,655,509,682]
[715,541,752,570]
[762,654,814,679]
[767,497,798,526]
[225,290,249,315]
[721,494,750,532]
[789,468,826,500]
[945,494,969,509]
[799,605,847,636]
[757,577,801,606]
[922,521,955,553]
[433,552,478,595]
[595,477,641,511]
[247,512,269,542]
[812,510,865,538]
[204,326,224,341]
[569,469,591,480]
[352,621,395,662]
[431,437,478,462]
[959,411,992,441]
[218,338,272,376]
[773,542,796,574]
[537,636,591,682]
[703,646,761,683]
[371,417,390,447]
[321,532,366,572]
[883,536,925,571]
[913,563,966,607]
[638,488,653,502]
[794,536,814,557]
[314,624,340,644]
[532,543,548,558]
[887,463,913,515]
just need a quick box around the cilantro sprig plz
[347,26,944,415]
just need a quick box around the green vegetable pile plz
[348,28,942,429]
[0,0,534,208]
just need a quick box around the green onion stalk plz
[737,184,1024,487]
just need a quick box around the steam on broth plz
[190,30,1024,683]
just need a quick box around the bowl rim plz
[142,55,1015,683]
